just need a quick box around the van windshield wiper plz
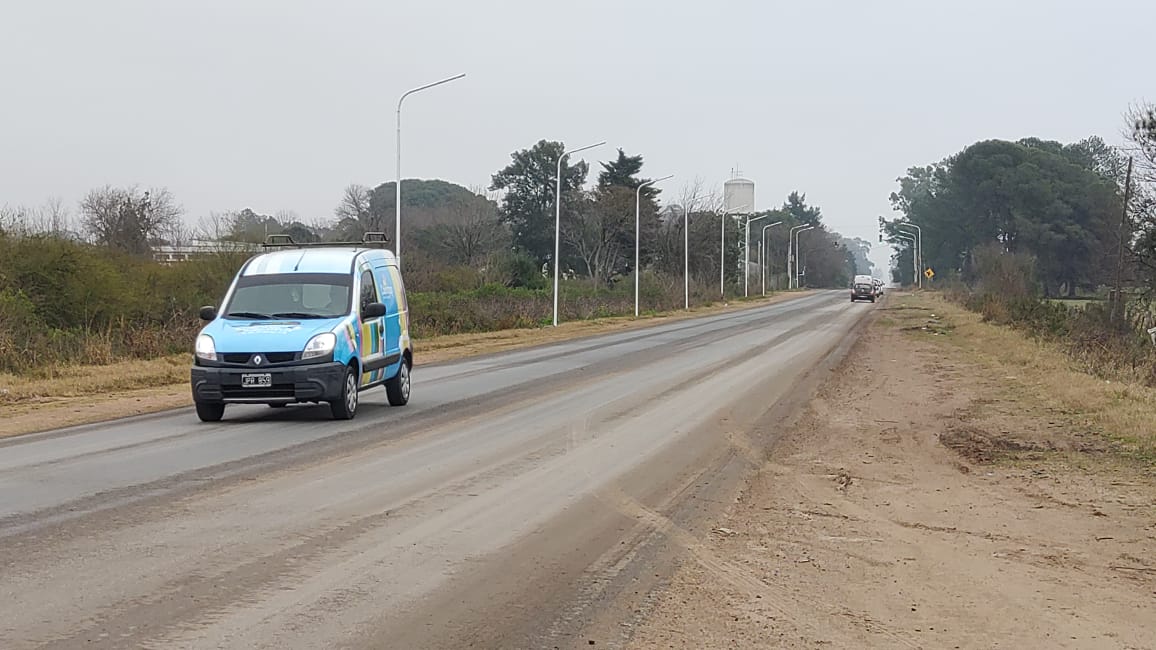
[271,312,329,319]
[224,311,272,320]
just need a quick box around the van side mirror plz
[199,306,218,321]
[362,302,386,319]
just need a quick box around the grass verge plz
[0,290,815,438]
[885,292,1156,467]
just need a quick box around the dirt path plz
[626,296,1156,649]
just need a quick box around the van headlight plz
[302,332,337,360]
[195,334,217,361]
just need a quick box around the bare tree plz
[653,178,727,281]
[674,177,722,218]
[563,189,633,288]
[41,197,71,236]
[1123,103,1156,294]
[467,184,503,205]
[163,219,193,247]
[1125,103,1156,182]
[195,211,239,242]
[307,215,335,241]
[442,200,508,267]
[0,205,23,235]
[79,186,183,255]
[0,199,73,237]
[411,193,509,267]
[273,209,300,227]
[335,183,373,223]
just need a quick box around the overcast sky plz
[2,0,1153,273]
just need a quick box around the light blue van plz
[191,233,412,422]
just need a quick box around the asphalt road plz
[0,291,872,649]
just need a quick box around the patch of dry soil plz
[627,308,1156,649]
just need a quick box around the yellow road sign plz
[924,268,935,279]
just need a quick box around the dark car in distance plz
[850,275,876,303]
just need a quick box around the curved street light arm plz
[553,141,607,326]
[761,221,783,295]
[794,226,816,288]
[395,73,466,268]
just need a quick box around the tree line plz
[0,139,870,374]
[885,101,1156,299]
[885,135,1132,296]
[884,101,1156,383]
[1,141,868,294]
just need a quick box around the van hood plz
[200,317,349,353]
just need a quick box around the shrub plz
[950,288,1156,386]
[0,232,746,375]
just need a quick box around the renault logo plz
[253,355,263,365]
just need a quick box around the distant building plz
[152,239,260,264]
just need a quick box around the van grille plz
[221,352,298,364]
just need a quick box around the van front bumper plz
[191,362,347,403]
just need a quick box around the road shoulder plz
[625,293,1156,649]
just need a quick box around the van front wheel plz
[196,401,225,422]
[329,365,359,420]
[385,358,411,407]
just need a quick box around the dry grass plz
[887,292,1156,466]
[0,355,189,404]
[0,291,814,438]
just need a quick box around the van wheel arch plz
[329,361,360,420]
[385,350,412,407]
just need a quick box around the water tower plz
[723,169,755,214]
[722,170,757,294]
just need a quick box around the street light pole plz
[744,214,769,297]
[794,226,815,288]
[636,174,673,316]
[396,73,466,269]
[719,204,750,298]
[761,220,783,295]
[553,140,606,327]
[720,210,724,297]
[898,223,922,288]
[787,224,807,289]
[896,232,917,286]
[684,203,691,310]
[758,239,763,297]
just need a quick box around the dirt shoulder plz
[626,292,1156,649]
[0,291,814,439]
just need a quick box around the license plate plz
[241,373,272,388]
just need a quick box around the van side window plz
[359,270,377,313]
[393,269,408,313]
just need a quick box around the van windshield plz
[223,273,353,320]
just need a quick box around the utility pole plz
[1112,157,1134,324]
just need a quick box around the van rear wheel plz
[196,401,225,422]
[329,365,359,420]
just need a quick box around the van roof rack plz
[261,231,392,249]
